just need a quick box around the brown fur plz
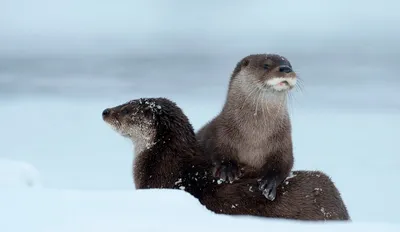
[201,170,350,220]
[196,53,297,200]
[102,97,350,221]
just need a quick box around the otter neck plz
[222,86,289,130]
[132,131,197,158]
[132,129,198,189]
[132,138,158,156]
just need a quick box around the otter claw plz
[258,177,277,201]
[212,162,241,183]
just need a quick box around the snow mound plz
[0,159,42,188]
[1,188,399,232]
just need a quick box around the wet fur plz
[102,97,350,221]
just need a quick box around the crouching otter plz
[102,97,350,221]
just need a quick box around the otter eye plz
[121,109,129,115]
[263,64,270,70]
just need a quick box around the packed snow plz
[1,188,400,232]
[0,159,42,188]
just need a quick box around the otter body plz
[202,170,350,220]
[197,53,297,201]
[102,97,350,221]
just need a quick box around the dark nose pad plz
[102,109,110,117]
[279,65,292,73]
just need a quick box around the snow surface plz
[1,188,400,232]
[0,159,42,188]
[0,189,211,231]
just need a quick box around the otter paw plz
[258,176,277,201]
[212,162,241,184]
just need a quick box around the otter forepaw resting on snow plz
[212,159,243,183]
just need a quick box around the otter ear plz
[242,59,249,67]
[231,58,250,79]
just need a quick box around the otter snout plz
[279,65,292,73]
[102,107,123,133]
[266,76,297,91]
[102,108,116,122]
[102,108,111,118]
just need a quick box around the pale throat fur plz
[111,117,157,187]
[217,69,292,169]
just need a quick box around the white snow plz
[0,159,42,188]
[0,189,399,232]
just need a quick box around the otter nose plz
[102,109,111,117]
[279,65,292,73]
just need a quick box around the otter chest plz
[236,144,271,169]
[227,123,277,169]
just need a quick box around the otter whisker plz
[241,84,260,110]
[253,87,262,117]
[248,81,262,112]
[259,82,270,124]
[261,82,271,117]
[260,90,266,124]
[295,76,305,94]
[255,87,266,126]
[287,92,295,116]
[274,98,282,124]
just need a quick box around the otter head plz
[102,97,194,150]
[230,54,297,94]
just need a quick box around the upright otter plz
[196,53,296,201]
[102,97,350,221]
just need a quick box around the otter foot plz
[212,161,242,184]
[258,176,277,201]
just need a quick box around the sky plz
[1,0,399,55]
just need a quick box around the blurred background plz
[1,0,399,108]
[0,0,399,223]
